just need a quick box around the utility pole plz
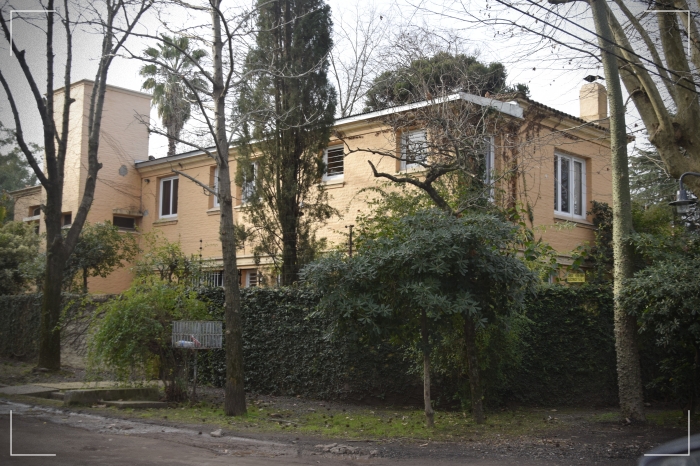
[589,0,645,421]
[345,225,354,257]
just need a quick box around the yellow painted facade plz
[12,80,614,293]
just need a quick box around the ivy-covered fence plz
[0,294,43,359]
[196,287,421,403]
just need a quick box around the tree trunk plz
[464,317,484,424]
[211,0,246,416]
[38,238,64,370]
[421,309,434,427]
[590,0,645,422]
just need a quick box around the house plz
[11,80,613,293]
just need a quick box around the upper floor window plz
[213,167,220,208]
[62,213,72,227]
[483,136,495,200]
[323,146,344,181]
[554,153,586,219]
[400,129,428,171]
[241,162,258,204]
[30,206,40,218]
[160,176,179,218]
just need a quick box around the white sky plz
[0,0,662,159]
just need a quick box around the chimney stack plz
[579,83,608,127]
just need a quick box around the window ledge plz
[23,215,40,222]
[207,207,221,216]
[553,214,595,229]
[320,179,345,189]
[154,218,178,226]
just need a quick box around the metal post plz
[345,225,354,257]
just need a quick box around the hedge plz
[0,294,43,359]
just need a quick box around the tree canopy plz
[364,52,524,112]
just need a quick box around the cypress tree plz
[238,0,337,285]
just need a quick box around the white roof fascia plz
[457,92,524,119]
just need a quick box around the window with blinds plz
[400,129,428,170]
[323,146,344,180]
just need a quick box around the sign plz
[567,272,586,283]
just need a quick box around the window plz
[62,213,72,227]
[554,153,586,219]
[246,269,258,288]
[241,162,257,204]
[113,216,136,230]
[30,206,40,218]
[483,136,495,200]
[400,129,428,171]
[323,146,344,180]
[203,270,224,287]
[160,176,179,218]
[213,167,220,208]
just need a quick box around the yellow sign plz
[567,272,586,283]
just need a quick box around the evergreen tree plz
[238,0,337,285]
[0,122,39,222]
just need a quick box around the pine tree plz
[238,0,337,285]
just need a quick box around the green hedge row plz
[0,294,43,359]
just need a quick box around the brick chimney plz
[579,83,608,127]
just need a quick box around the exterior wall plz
[13,81,614,294]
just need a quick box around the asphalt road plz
[0,401,636,466]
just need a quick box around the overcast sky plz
[0,0,654,159]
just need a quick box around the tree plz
[302,209,538,426]
[0,221,41,295]
[364,52,512,112]
[140,35,208,157]
[0,0,152,370]
[64,222,140,293]
[0,122,39,222]
[630,144,678,208]
[237,0,337,286]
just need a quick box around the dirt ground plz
[0,358,691,465]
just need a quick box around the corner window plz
[554,153,586,219]
[160,176,179,218]
[241,162,258,204]
[113,216,136,230]
[323,146,344,181]
[400,129,428,171]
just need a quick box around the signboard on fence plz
[172,321,223,349]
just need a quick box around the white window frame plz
[483,136,495,201]
[245,269,258,288]
[159,176,179,219]
[554,152,587,220]
[400,129,428,171]
[322,146,344,181]
[213,167,220,208]
[241,162,258,204]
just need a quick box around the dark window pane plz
[32,207,40,217]
[574,161,582,216]
[560,157,570,213]
[172,178,179,215]
[554,156,558,210]
[162,179,171,216]
[113,216,135,229]
[63,213,72,226]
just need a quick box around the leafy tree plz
[140,35,208,157]
[63,222,140,293]
[238,0,337,285]
[364,52,515,112]
[87,278,208,401]
[0,221,41,295]
[302,209,538,426]
[133,231,200,284]
[630,144,677,208]
[0,122,39,222]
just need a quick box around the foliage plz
[0,221,41,295]
[133,231,200,283]
[629,144,678,207]
[364,52,513,111]
[571,201,613,282]
[0,122,40,222]
[63,222,140,293]
[140,35,208,157]
[621,232,700,411]
[0,294,43,358]
[237,0,337,285]
[87,279,208,400]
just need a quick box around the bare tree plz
[0,0,153,371]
